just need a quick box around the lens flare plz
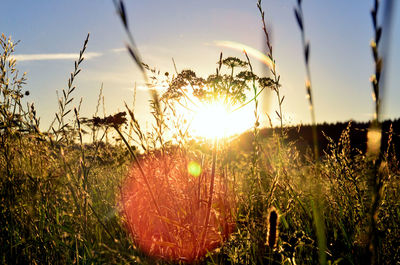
[215,40,274,69]
[119,150,235,262]
[188,161,201,177]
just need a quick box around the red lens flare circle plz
[119,150,235,263]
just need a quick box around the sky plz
[1,0,399,133]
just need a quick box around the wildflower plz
[258,77,275,90]
[222,57,248,69]
[83,112,127,128]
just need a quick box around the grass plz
[1,0,400,264]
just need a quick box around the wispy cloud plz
[12,52,102,62]
[111,45,174,56]
[123,84,168,92]
[110,47,126,53]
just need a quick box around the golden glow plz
[215,40,274,69]
[367,128,382,157]
[184,99,254,139]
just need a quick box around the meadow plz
[1,0,399,264]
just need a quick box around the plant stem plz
[199,137,218,256]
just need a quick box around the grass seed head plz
[266,207,279,249]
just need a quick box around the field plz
[1,0,399,264]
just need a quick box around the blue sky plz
[2,0,399,130]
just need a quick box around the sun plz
[188,100,254,139]
[190,102,229,139]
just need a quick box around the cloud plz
[110,47,126,53]
[11,52,102,62]
[123,84,168,92]
[111,45,174,56]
